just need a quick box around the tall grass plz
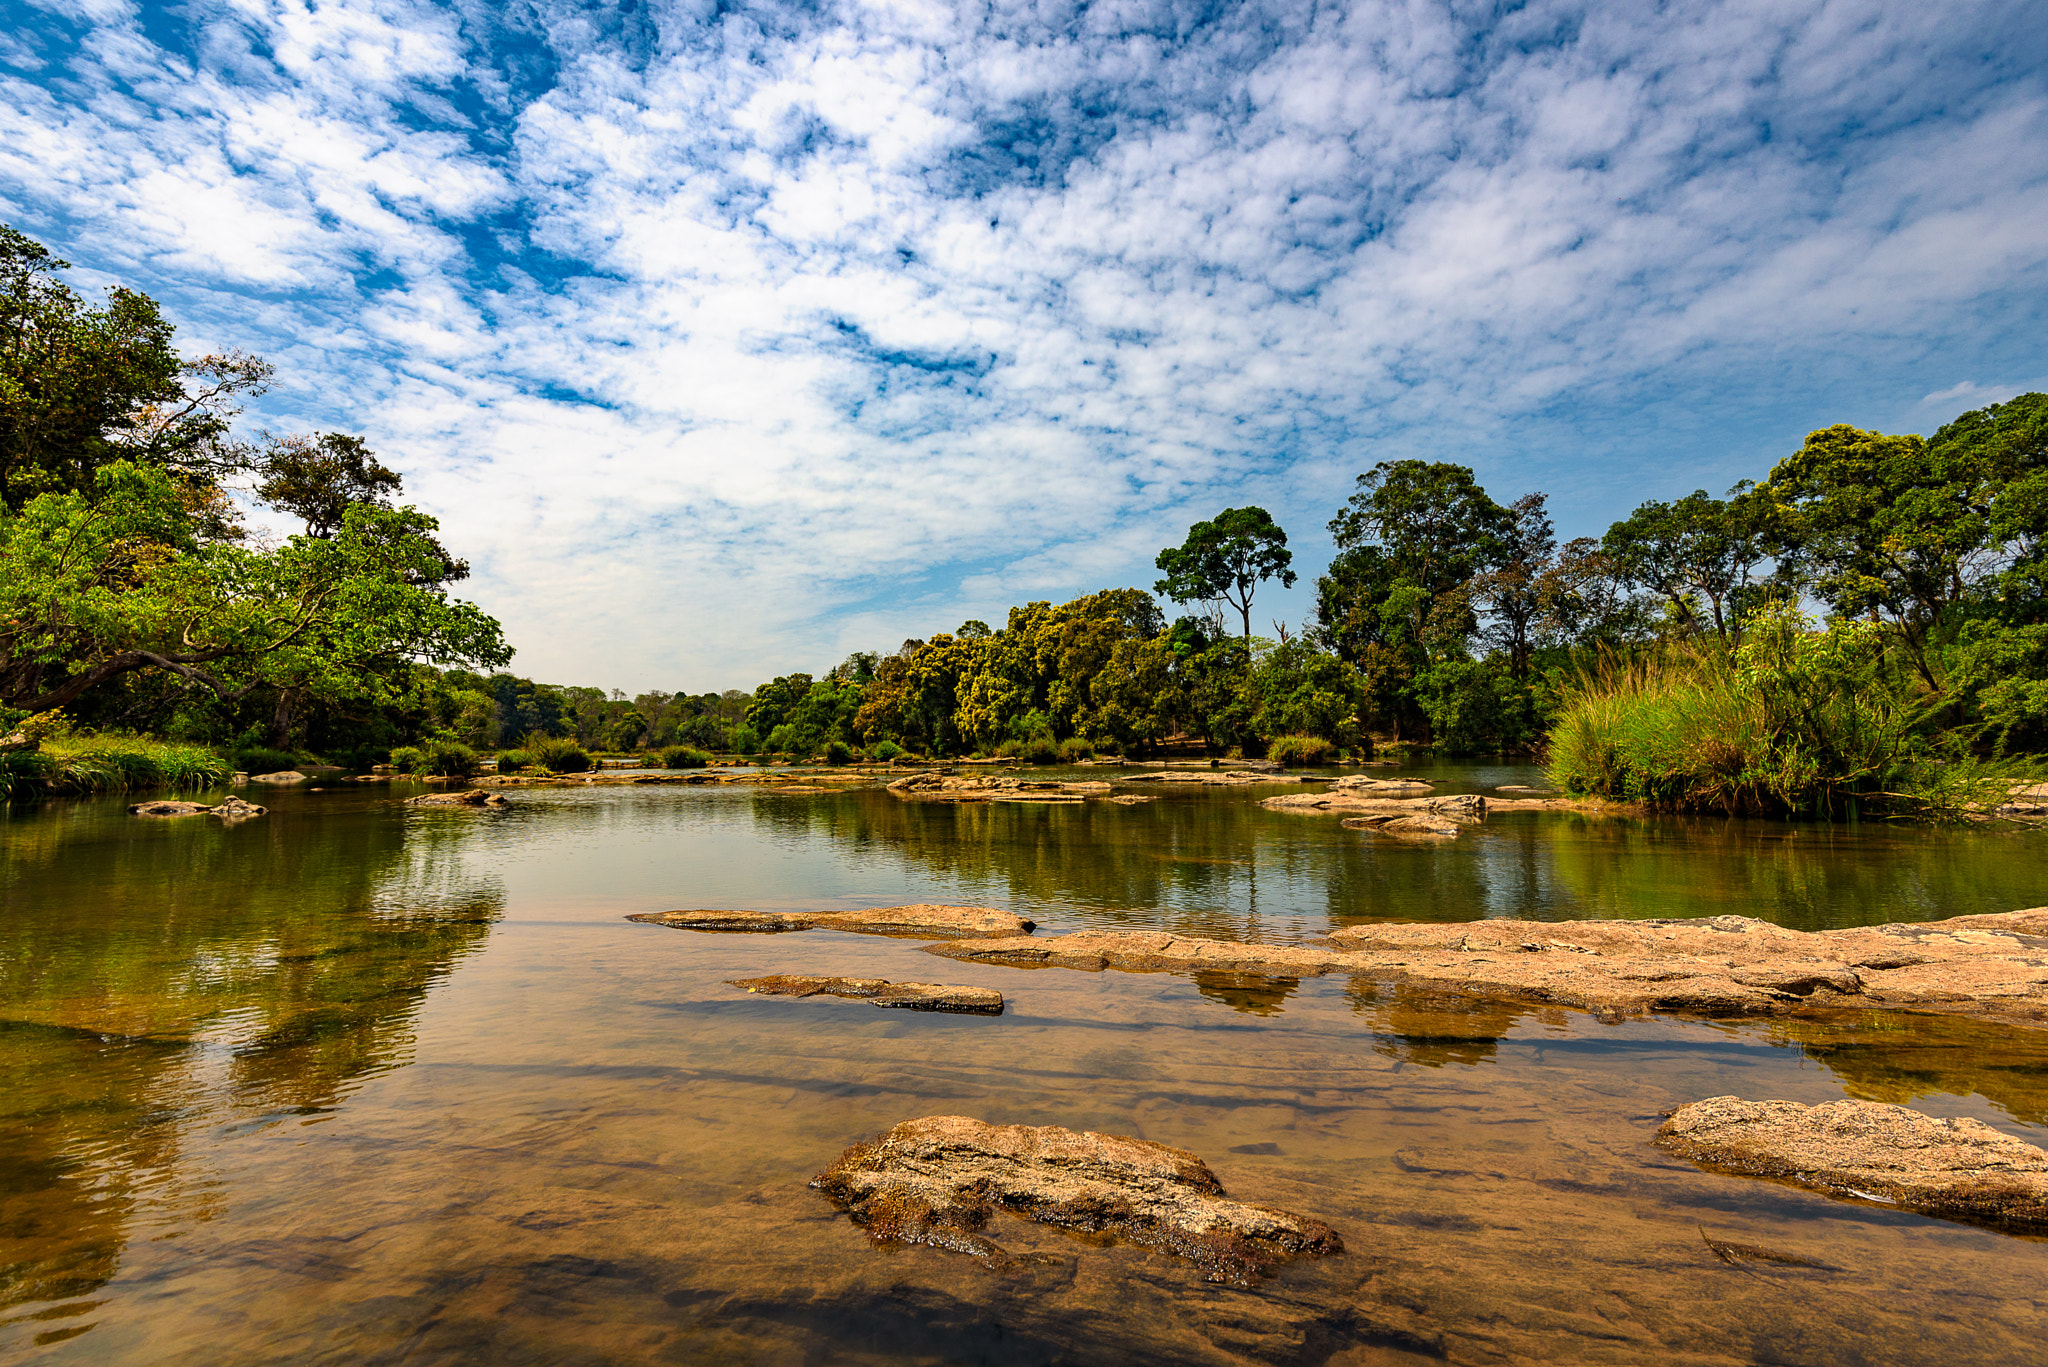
[2,734,230,800]
[1266,734,1334,766]
[1547,605,2040,819]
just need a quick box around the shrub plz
[389,745,427,774]
[1023,735,1058,764]
[870,739,905,761]
[1266,734,1334,766]
[823,740,853,765]
[3,733,230,799]
[235,745,300,775]
[659,745,710,769]
[496,748,533,772]
[992,739,1022,759]
[727,724,760,754]
[1056,737,1094,762]
[526,732,592,774]
[419,739,478,777]
[1093,735,1121,756]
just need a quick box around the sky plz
[4,0,2047,691]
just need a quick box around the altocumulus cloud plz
[3,0,2046,687]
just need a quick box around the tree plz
[1600,484,1781,640]
[1470,493,1556,680]
[0,462,510,718]
[1154,506,1297,640]
[0,225,268,509]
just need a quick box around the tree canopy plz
[1154,506,1297,639]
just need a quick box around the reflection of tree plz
[1192,972,1299,1016]
[0,802,500,1343]
[1756,1012,2048,1128]
[1346,979,1528,1068]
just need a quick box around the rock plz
[929,930,1346,976]
[1342,813,1465,840]
[810,1115,1342,1286]
[128,796,267,820]
[129,800,216,818]
[1333,775,1435,795]
[0,730,36,753]
[727,975,1003,1014]
[629,903,1034,939]
[1656,1097,2048,1231]
[1108,794,1157,804]
[404,789,509,807]
[246,770,307,783]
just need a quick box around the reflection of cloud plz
[4,1,2046,686]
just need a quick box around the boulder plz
[810,1115,1342,1286]
[128,796,267,820]
[1656,1097,2048,1231]
[246,770,307,783]
[404,789,509,807]
[629,903,1034,939]
[727,975,1003,1015]
[1342,812,1465,841]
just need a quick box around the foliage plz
[823,739,853,765]
[417,738,478,777]
[1057,736,1094,761]
[1154,506,1297,639]
[1265,734,1334,766]
[869,739,904,761]
[1,732,229,799]
[388,745,426,774]
[1601,484,1782,639]
[495,748,533,772]
[526,732,591,774]
[658,744,710,768]
[234,746,300,775]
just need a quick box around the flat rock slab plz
[1332,776,1436,795]
[629,903,1034,939]
[810,1115,1341,1286]
[405,789,509,807]
[930,908,2048,1031]
[1657,1097,2048,1231]
[245,770,307,783]
[1342,813,1467,841]
[929,930,1345,976]
[128,796,267,821]
[727,975,1003,1014]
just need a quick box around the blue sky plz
[4,0,2047,689]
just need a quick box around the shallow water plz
[4,773,2048,1364]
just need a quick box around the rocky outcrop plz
[246,770,308,783]
[128,795,267,821]
[1656,1096,2048,1231]
[1333,775,1435,795]
[810,1115,1342,1286]
[886,773,1117,802]
[1341,812,1466,840]
[1116,770,1310,786]
[727,975,1003,1014]
[630,903,1034,939]
[405,788,510,807]
[929,930,1344,976]
[928,908,2048,1031]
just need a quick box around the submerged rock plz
[246,770,308,783]
[1342,812,1466,841]
[810,1115,1342,1286]
[930,929,1344,976]
[727,975,1003,1014]
[128,796,267,821]
[1657,1097,2048,1231]
[629,903,1034,939]
[405,788,510,807]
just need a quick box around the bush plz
[659,745,710,769]
[526,732,592,774]
[726,724,760,754]
[823,740,853,765]
[3,733,230,799]
[1023,735,1058,764]
[235,745,301,775]
[494,748,531,772]
[869,739,905,761]
[1266,734,1334,766]
[389,745,426,774]
[1093,735,1121,756]
[419,739,478,777]
[1056,737,1094,762]
[992,739,1022,759]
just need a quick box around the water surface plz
[4,774,2047,1364]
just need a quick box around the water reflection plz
[1347,978,1534,1068]
[0,802,501,1350]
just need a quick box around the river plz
[4,768,2046,1364]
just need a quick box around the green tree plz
[0,462,510,717]
[1154,506,1297,640]
[1600,484,1781,640]
[0,225,268,509]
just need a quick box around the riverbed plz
[4,769,2047,1364]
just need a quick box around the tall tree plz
[1154,506,1297,640]
[1600,484,1781,640]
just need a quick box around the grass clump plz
[234,745,301,775]
[496,748,533,772]
[659,745,710,769]
[3,729,230,800]
[823,740,853,765]
[1266,735,1334,766]
[870,740,905,761]
[1547,604,2042,819]
[419,739,479,777]
[526,732,592,774]
[1056,737,1095,762]
[1023,735,1058,764]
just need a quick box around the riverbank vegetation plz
[5,222,2046,818]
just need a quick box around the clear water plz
[4,773,2048,1364]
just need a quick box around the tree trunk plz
[268,687,299,750]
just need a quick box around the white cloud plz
[3,0,2046,688]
